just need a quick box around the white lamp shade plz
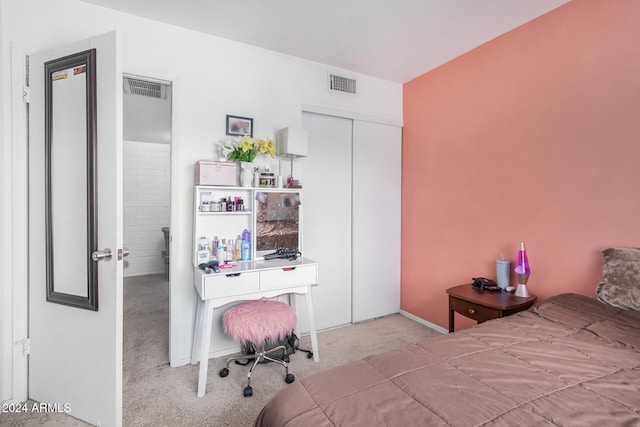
[277,127,308,158]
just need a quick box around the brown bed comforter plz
[254,293,640,426]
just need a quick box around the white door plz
[28,31,123,426]
[299,112,353,330]
[352,120,402,322]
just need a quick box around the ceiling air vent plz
[329,74,357,95]
[123,77,167,99]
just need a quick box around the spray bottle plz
[241,229,251,261]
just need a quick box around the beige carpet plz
[1,274,442,427]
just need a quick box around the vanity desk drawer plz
[260,265,318,291]
[202,271,259,299]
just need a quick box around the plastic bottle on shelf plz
[241,239,250,261]
[212,236,219,260]
[226,239,235,261]
[235,236,242,260]
[241,229,251,261]
[218,239,226,263]
[197,237,210,264]
[198,237,209,253]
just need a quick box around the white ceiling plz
[81,0,569,83]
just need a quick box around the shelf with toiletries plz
[193,185,303,267]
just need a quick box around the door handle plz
[92,248,112,262]
[118,247,130,260]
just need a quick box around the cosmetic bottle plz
[218,240,226,263]
[212,236,219,260]
[197,237,210,264]
[241,240,250,261]
[227,239,235,261]
[198,237,209,250]
[235,236,242,260]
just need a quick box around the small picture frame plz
[226,115,253,137]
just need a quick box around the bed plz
[254,248,640,426]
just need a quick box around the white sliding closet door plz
[299,112,353,330]
[352,121,401,322]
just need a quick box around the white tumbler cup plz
[496,260,511,289]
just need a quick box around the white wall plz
[0,0,403,397]
[123,140,170,277]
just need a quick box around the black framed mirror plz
[44,49,98,310]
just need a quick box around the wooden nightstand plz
[446,284,537,333]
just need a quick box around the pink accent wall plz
[402,0,640,331]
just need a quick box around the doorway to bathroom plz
[122,74,172,369]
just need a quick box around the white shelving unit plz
[190,185,317,394]
[192,185,303,266]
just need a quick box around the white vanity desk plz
[190,257,319,397]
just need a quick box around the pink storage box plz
[195,160,237,186]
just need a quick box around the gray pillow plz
[595,247,640,310]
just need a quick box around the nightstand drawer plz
[260,265,318,291]
[202,272,260,299]
[449,297,499,323]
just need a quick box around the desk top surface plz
[194,257,318,278]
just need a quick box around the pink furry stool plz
[220,299,297,397]
[223,299,296,345]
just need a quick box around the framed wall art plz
[226,114,253,137]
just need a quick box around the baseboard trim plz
[171,344,243,368]
[399,310,449,334]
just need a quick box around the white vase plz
[240,162,254,187]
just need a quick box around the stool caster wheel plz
[283,355,290,363]
[307,352,313,359]
[285,373,295,384]
[243,386,253,397]
[219,368,229,378]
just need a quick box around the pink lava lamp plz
[514,241,531,297]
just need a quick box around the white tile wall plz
[123,140,170,277]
